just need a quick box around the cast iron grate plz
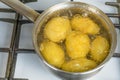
[0,0,120,80]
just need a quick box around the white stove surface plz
[0,0,120,80]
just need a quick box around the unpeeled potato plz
[65,31,90,59]
[71,14,100,35]
[44,16,71,43]
[90,36,109,63]
[40,40,65,68]
[62,58,97,72]
[39,14,110,72]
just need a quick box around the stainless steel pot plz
[0,0,117,80]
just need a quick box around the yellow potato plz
[71,14,100,35]
[44,16,71,42]
[65,31,90,59]
[62,58,97,72]
[40,40,65,68]
[90,36,109,63]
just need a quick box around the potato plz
[65,31,90,59]
[40,40,65,68]
[62,58,97,72]
[71,14,100,35]
[90,36,109,63]
[44,16,71,42]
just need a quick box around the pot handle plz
[0,0,40,22]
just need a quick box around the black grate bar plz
[36,10,44,13]
[0,48,9,52]
[70,0,74,1]
[21,0,37,3]
[114,24,120,29]
[106,13,120,18]
[105,2,120,7]
[0,18,32,24]
[6,0,24,78]
[5,14,21,79]
[0,8,15,13]
[8,14,22,79]
[0,18,16,23]
[13,16,23,48]
[113,53,120,57]
[15,49,35,53]
[5,14,18,79]
[18,20,32,24]
[13,78,28,80]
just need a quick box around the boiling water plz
[37,9,111,71]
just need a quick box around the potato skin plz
[90,36,109,63]
[65,31,90,59]
[40,40,65,68]
[71,14,100,35]
[44,17,71,43]
[62,58,97,72]
[39,14,109,72]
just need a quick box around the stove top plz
[0,0,120,80]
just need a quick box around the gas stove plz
[0,0,120,80]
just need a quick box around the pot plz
[0,0,117,80]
